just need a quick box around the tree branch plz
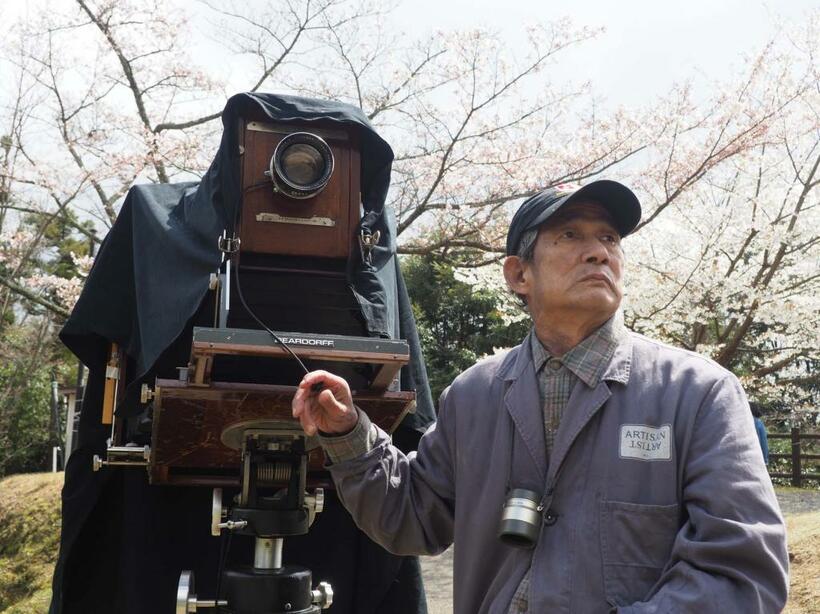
[0,275,70,319]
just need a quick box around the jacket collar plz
[498,328,634,484]
[498,334,533,383]
[530,314,627,388]
[600,331,632,385]
[502,343,547,482]
[500,320,633,386]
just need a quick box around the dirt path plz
[420,488,820,614]
[421,548,453,614]
[776,488,820,515]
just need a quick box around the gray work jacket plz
[328,332,789,613]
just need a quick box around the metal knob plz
[314,488,325,514]
[176,570,227,613]
[312,581,334,609]
[306,488,325,526]
[211,489,225,537]
[140,383,155,404]
[216,520,248,531]
[92,445,150,472]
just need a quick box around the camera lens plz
[280,143,325,186]
[498,488,541,549]
[270,132,334,199]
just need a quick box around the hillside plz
[0,473,63,614]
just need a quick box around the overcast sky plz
[390,0,818,107]
[3,0,817,109]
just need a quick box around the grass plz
[0,474,818,612]
[0,473,63,614]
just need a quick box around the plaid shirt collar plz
[529,312,626,387]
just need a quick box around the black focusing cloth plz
[50,93,435,614]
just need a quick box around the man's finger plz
[292,386,319,437]
[300,404,318,436]
[317,388,343,413]
[292,385,310,418]
[300,370,350,397]
[300,370,332,389]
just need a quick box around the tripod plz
[176,421,331,614]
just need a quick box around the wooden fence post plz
[791,427,802,487]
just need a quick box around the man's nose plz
[582,237,610,263]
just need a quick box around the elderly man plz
[292,180,789,613]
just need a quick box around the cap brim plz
[528,180,642,237]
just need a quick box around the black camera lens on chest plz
[498,488,542,548]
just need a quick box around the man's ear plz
[503,256,529,296]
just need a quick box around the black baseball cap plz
[505,180,642,256]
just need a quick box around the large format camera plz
[92,106,416,614]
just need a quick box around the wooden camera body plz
[237,117,361,261]
[96,110,416,488]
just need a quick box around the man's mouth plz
[579,272,613,287]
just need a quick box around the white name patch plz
[619,424,672,461]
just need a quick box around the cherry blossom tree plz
[617,19,820,412]
[0,0,817,414]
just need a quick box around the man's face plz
[514,200,624,324]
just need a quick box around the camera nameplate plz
[255,213,335,227]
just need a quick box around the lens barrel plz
[270,132,334,199]
[498,488,541,548]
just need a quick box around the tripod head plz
[177,420,332,614]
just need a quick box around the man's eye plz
[561,230,576,239]
[602,234,619,244]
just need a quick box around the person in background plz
[751,403,770,464]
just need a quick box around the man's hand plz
[292,370,358,436]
